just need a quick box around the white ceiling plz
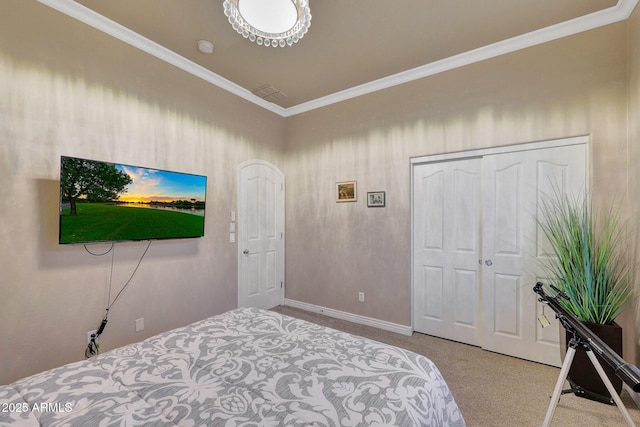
[38,0,637,116]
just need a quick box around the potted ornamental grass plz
[538,190,635,402]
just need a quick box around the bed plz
[0,307,466,426]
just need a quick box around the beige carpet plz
[272,306,640,427]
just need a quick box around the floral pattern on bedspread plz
[1,308,465,426]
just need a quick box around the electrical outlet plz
[87,330,97,345]
[358,292,365,302]
[135,318,145,332]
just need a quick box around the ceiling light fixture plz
[223,0,311,47]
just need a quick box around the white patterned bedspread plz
[1,308,465,426]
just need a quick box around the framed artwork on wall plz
[336,181,357,202]
[367,191,385,207]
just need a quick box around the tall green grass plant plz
[538,192,634,325]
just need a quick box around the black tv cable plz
[84,240,152,358]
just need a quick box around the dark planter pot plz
[562,321,623,404]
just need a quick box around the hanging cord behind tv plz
[83,244,114,257]
[84,240,152,358]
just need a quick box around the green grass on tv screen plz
[60,203,205,244]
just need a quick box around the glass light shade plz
[223,0,311,47]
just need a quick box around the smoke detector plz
[197,40,214,54]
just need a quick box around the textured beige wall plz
[2,1,640,387]
[0,1,285,385]
[284,23,630,336]
[628,5,640,367]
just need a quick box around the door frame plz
[237,159,285,308]
[410,134,590,332]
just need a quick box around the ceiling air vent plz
[252,84,287,103]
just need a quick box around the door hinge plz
[281,281,283,288]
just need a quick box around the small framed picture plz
[367,191,385,207]
[336,181,357,202]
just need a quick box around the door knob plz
[485,259,493,266]
[243,249,249,255]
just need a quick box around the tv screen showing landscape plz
[59,156,207,244]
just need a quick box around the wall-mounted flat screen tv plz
[59,156,207,244]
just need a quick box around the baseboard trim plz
[284,299,413,336]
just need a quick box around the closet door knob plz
[243,249,249,255]
[485,259,493,266]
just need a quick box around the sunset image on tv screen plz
[59,156,207,244]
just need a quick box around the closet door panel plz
[413,159,481,346]
[481,144,586,367]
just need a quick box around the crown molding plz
[38,0,638,118]
[37,0,287,116]
[284,0,639,116]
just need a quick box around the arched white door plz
[237,160,285,309]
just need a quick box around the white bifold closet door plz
[413,157,482,347]
[413,142,586,367]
